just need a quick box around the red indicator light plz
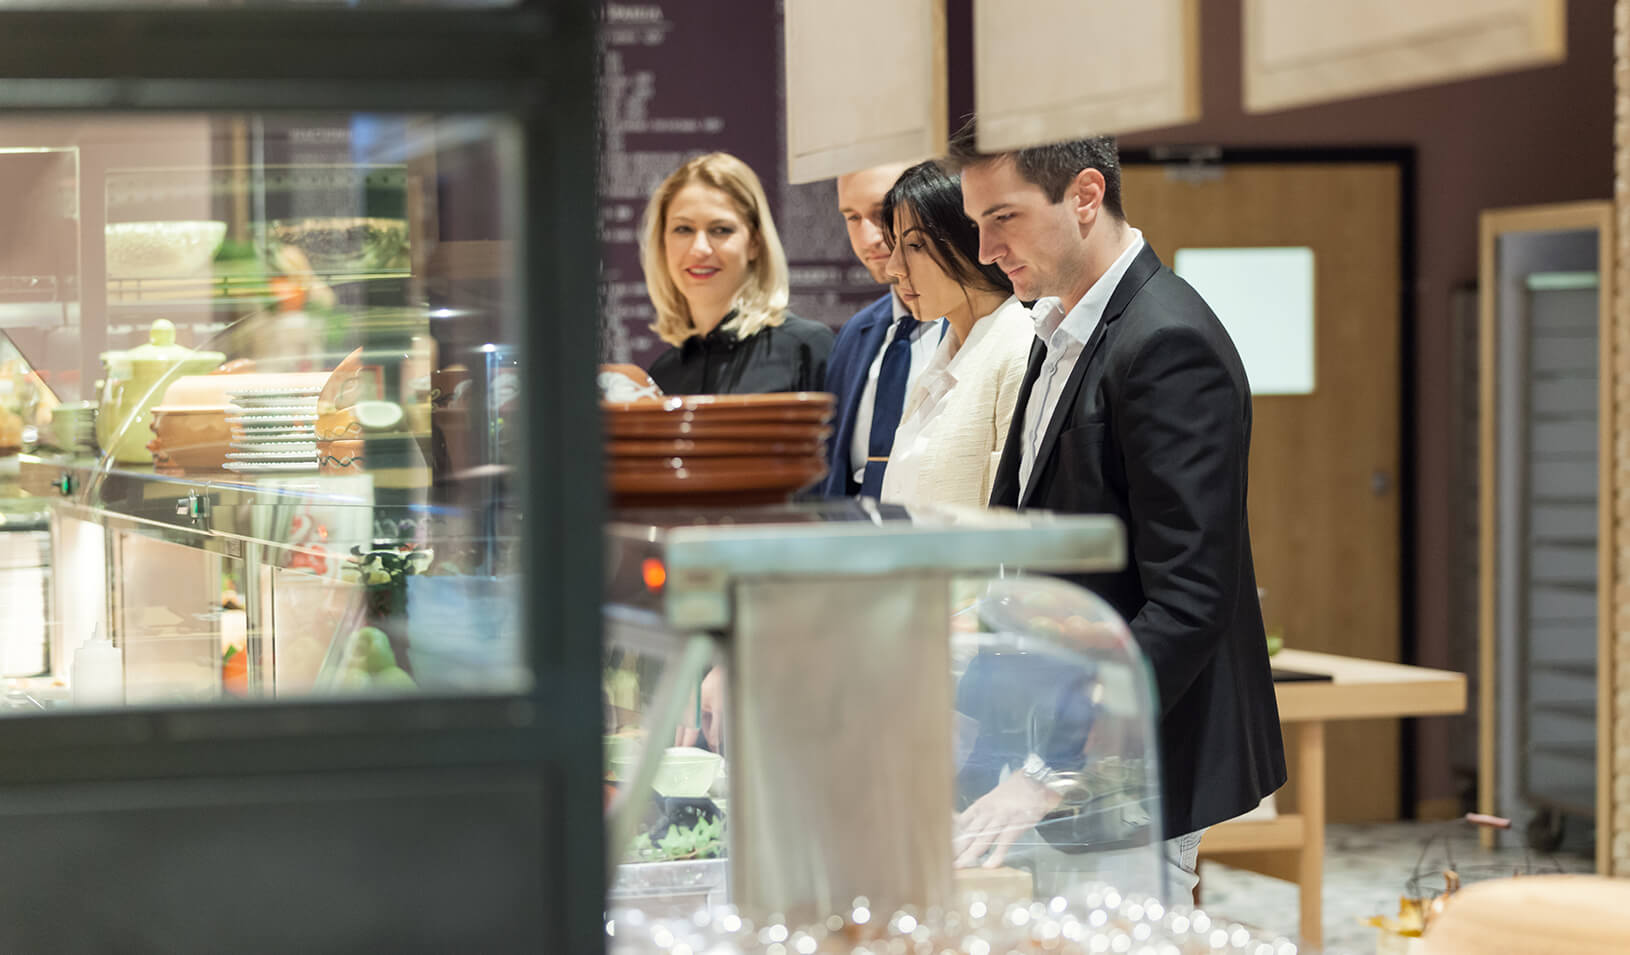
[642,558,667,592]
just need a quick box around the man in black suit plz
[948,125,1286,898]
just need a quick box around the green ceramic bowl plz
[609,745,722,798]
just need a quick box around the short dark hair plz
[880,159,1013,296]
[945,117,1124,219]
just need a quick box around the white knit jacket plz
[880,296,1034,510]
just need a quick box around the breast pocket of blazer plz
[1055,421,1109,499]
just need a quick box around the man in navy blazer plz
[817,162,943,496]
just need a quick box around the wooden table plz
[1197,649,1467,948]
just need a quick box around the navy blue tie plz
[860,316,920,497]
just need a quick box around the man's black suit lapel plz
[1017,244,1164,508]
[989,336,1046,507]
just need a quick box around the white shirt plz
[880,296,1032,509]
[1018,228,1145,497]
[850,294,945,485]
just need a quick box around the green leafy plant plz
[628,815,724,863]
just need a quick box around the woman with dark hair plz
[876,159,1031,509]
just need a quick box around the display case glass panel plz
[0,112,530,713]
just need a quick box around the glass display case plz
[2,116,526,712]
[0,3,604,951]
[600,505,1178,930]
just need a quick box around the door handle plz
[1371,470,1393,497]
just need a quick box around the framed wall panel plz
[974,0,1199,151]
[783,0,945,183]
[1245,0,1566,113]
[1477,201,1613,872]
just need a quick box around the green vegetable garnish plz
[626,816,724,863]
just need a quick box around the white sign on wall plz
[1173,246,1317,396]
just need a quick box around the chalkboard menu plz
[598,1,891,369]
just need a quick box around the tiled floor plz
[1196,821,1595,954]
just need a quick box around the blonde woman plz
[876,160,1031,510]
[642,152,834,394]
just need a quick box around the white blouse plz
[879,295,1034,510]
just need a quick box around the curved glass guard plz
[604,573,1170,925]
[955,576,1166,901]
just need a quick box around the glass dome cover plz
[603,557,1175,938]
[950,575,1167,903]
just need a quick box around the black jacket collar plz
[679,310,742,356]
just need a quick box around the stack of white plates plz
[224,385,321,473]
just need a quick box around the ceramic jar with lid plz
[95,319,225,463]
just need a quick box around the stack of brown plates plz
[604,392,833,506]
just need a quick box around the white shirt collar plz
[1029,227,1145,344]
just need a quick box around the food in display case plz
[264,217,409,274]
[103,220,227,279]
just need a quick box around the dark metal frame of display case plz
[0,4,602,953]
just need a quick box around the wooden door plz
[1122,161,1403,821]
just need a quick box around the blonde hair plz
[640,152,791,347]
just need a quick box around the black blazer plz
[990,243,1287,838]
[648,312,834,396]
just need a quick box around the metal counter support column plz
[732,573,954,923]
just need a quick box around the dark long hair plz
[880,159,1013,297]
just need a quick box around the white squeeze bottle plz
[72,626,124,706]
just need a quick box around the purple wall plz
[598,0,890,368]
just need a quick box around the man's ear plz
[1071,168,1106,226]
